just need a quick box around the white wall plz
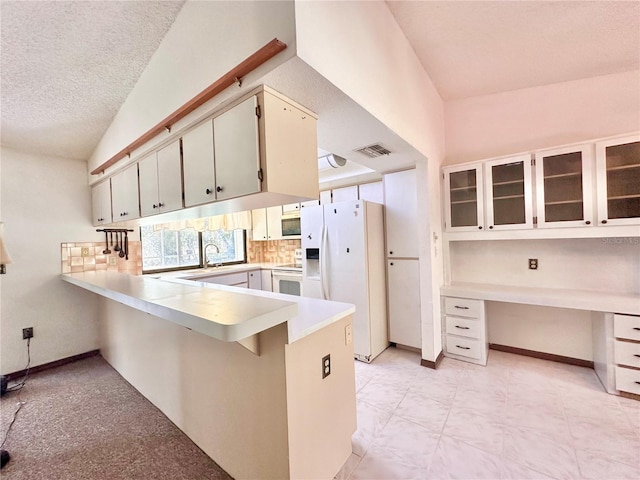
[88,0,297,180]
[0,148,100,374]
[294,0,446,362]
[445,70,640,164]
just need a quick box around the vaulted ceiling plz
[1,1,638,166]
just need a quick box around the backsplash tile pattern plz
[247,239,301,264]
[61,242,142,275]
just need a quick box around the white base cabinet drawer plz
[614,340,640,368]
[445,336,482,361]
[615,366,640,395]
[614,314,640,341]
[445,316,481,339]
[444,297,483,318]
[197,272,249,286]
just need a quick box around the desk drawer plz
[444,297,483,318]
[614,340,640,368]
[445,316,481,339]
[445,336,482,360]
[615,366,640,395]
[613,314,640,341]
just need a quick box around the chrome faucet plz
[203,243,220,267]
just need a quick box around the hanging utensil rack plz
[96,228,134,260]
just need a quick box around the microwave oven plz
[281,213,301,237]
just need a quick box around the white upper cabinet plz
[444,164,484,232]
[139,140,183,217]
[111,164,140,221]
[213,96,261,200]
[332,185,358,203]
[384,169,419,257]
[358,181,384,204]
[596,135,640,226]
[91,180,112,226]
[319,190,332,205]
[535,144,594,228]
[182,120,215,207]
[485,155,533,230]
[251,206,283,241]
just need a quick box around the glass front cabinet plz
[534,144,594,228]
[444,164,484,231]
[596,135,640,226]
[484,155,533,230]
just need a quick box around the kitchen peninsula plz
[62,271,356,480]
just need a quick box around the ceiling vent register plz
[355,144,392,158]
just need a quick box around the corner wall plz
[0,148,100,374]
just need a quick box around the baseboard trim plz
[489,344,594,368]
[421,350,444,370]
[4,349,100,381]
[619,391,640,402]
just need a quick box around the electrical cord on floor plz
[1,337,31,458]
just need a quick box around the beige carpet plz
[0,355,233,479]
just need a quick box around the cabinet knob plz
[389,251,393,255]
[489,226,494,229]
[478,226,483,230]
[216,186,223,193]
[206,188,213,195]
[158,202,164,208]
[585,220,591,225]
[601,220,608,224]
[120,212,128,217]
[390,262,394,266]
[153,204,158,209]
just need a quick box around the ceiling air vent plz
[355,144,391,158]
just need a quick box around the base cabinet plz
[613,314,640,396]
[442,296,488,366]
[387,259,421,349]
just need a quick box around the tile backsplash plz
[61,241,142,275]
[247,239,301,264]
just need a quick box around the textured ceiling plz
[1,0,185,160]
[386,1,640,100]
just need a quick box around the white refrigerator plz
[301,200,388,362]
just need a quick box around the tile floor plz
[335,347,640,480]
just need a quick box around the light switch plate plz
[109,256,117,266]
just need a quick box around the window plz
[141,224,246,273]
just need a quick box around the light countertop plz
[442,282,640,315]
[62,271,354,344]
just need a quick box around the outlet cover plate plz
[529,258,538,270]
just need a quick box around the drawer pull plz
[636,382,640,385]
[634,327,640,331]
[635,354,640,358]
[454,306,470,310]
[455,345,470,350]
[455,326,470,330]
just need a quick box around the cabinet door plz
[156,140,183,213]
[248,270,262,290]
[535,145,594,228]
[358,181,383,204]
[332,185,358,203]
[251,209,268,241]
[182,120,215,207]
[384,169,419,257]
[266,206,283,240]
[111,164,140,221]
[282,203,300,213]
[213,96,261,200]
[319,190,332,205]
[387,258,421,349]
[485,155,533,230]
[91,180,112,226]
[596,135,640,226]
[138,153,159,217]
[443,164,484,232]
[260,270,272,292]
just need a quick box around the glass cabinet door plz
[535,145,593,228]
[444,164,484,231]
[484,155,533,230]
[596,135,640,226]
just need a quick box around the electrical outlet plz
[529,258,538,270]
[109,256,117,266]
[322,354,331,379]
[81,247,90,257]
[22,327,33,340]
[345,324,353,345]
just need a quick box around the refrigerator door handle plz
[320,223,329,300]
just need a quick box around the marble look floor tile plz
[370,415,440,470]
[503,425,581,480]
[452,381,507,419]
[442,405,504,455]
[357,379,409,413]
[575,448,640,480]
[333,453,362,480]
[355,371,373,392]
[351,399,392,457]
[501,458,556,480]
[349,450,428,480]
[505,397,571,442]
[427,435,503,480]
[394,390,451,434]
[409,373,459,406]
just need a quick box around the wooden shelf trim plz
[607,164,640,172]
[91,38,287,175]
[543,171,582,180]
